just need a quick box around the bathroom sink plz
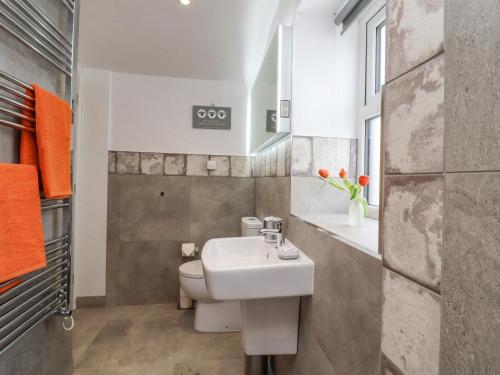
[201,236,314,300]
[201,236,314,356]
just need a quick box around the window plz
[364,116,381,206]
[357,0,385,218]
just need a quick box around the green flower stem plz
[318,176,368,217]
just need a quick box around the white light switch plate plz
[207,160,217,170]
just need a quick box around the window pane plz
[380,24,386,87]
[364,116,381,206]
[375,22,386,93]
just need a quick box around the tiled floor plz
[72,303,244,374]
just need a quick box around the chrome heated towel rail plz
[0,0,75,357]
[0,0,73,76]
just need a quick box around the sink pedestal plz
[241,297,300,355]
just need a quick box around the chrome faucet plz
[260,217,285,247]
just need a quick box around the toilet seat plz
[179,260,204,279]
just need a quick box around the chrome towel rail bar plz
[0,5,72,70]
[0,93,34,111]
[0,118,34,132]
[41,202,70,211]
[0,0,73,76]
[21,0,72,45]
[0,283,68,339]
[0,68,35,132]
[0,67,32,90]
[0,105,34,121]
[0,238,69,292]
[0,301,66,356]
[0,279,68,326]
[61,0,74,14]
[11,0,72,52]
[0,1,72,63]
[0,81,34,101]
[0,258,69,302]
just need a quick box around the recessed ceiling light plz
[180,0,191,5]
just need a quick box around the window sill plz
[292,213,380,258]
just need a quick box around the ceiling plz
[78,0,285,84]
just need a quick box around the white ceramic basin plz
[201,236,314,300]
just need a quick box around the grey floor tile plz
[73,305,244,375]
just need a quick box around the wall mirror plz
[250,25,293,153]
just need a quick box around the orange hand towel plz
[20,85,72,199]
[0,164,46,284]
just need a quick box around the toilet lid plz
[179,260,204,279]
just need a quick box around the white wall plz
[292,6,359,139]
[73,68,111,298]
[110,72,248,155]
[73,69,250,298]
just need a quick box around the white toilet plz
[179,216,263,332]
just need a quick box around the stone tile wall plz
[252,136,291,178]
[106,151,254,306]
[288,136,357,215]
[109,151,253,178]
[253,136,381,375]
[440,1,500,373]
[254,177,383,375]
[290,136,356,178]
[381,1,444,374]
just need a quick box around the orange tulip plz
[319,168,329,178]
[339,168,347,179]
[358,175,369,187]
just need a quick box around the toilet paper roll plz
[181,243,196,257]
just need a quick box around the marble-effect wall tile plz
[292,137,312,176]
[186,155,208,176]
[208,156,230,177]
[230,156,252,177]
[285,137,291,176]
[291,177,349,216]
[108,151,116,174]
[277,140,287,177]
[264,150,271,177]
[312,137,351,177]
[270,147,278,177]
[383,175,443,291]
[382,269,441,375]
[440,172,500,374]
[164,154,186,176]
[116,152,140,174]
[349,139,357,178]
[386,0,444,81]
[140,153,164,175]
[384,54,444,174]
[260,152,266,177]
[252,155,260,178]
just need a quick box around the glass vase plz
[348,199,364,226]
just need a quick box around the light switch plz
[207,160,217,170]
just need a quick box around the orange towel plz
[0,164,46,284]
[20,85,72,199]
